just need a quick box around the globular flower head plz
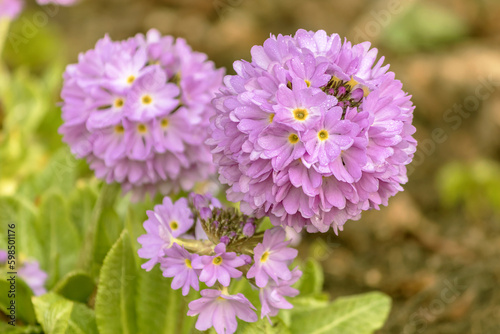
[1,250,47,296]
[208,29,417,233]
[187,289,258,334]
[60,29,224,200]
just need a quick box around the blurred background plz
[1,0,500,333]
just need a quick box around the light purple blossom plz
[187,289,257,334]
[137,196,193,271]
[0,0,23,19]
[0,250,47,296]
[60,30,224,200]
[260,267,301,319]
[191,243,246,287]
[208,29,417,233]
[161,243,199,296]
[247,227,298,288]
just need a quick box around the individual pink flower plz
[191,243,246,287]
[187,289,257,334]
[247,227,298,288]
[260,267,301,319]
[137,197,193,271]
[161,243,200,296]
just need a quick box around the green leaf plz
[240,318,290,334]
[36,191,81,288]
[290,292,391,334]
[0,196,42,257]
[95,230,137,334]
[68,184,98,236]
[0,277,36,325]
[0,321,42,333]
[52,271,96,304]
[32,292,98,334]
[77,183,122,278]
[136,265,196,334]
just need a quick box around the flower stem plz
[175,237,214,255]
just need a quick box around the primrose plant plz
[52,26,415,334]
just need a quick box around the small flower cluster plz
[208,29,417,233]
[0,250,47,296]
[137,193,301,334]
[0,0,78,20]
[60,30,224,199]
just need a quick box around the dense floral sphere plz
[208,29,417,233]
[60,30,224,199]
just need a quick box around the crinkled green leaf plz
[32,292,98,334]
[95,230,137,334]
[53,271,95,304]
[0,277,36,325]
[136,265,196,334]
[290,292,391,334]
[77,183,122,278]
[37,191,81,288]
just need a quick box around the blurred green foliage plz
[381,3,468,52]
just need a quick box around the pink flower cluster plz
[208,29,417,233]
[60,30,224,199]
[137,193,301,334]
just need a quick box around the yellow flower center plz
[142,95,153,105]
[161,118,169,128]
[304,79,311,87]
[318,130,329,141]
[170,221,178,230]
[269,113,275,123]
[288,133,299,144]
[346,77,359,89]
[261,251,270,263]
[114,125,125,134]
[137,123,147,133]
[212,256,223,265]
[114,98,124,108]
[127,75,135,84]
[185,259,192,269]
[293,108,308,121]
